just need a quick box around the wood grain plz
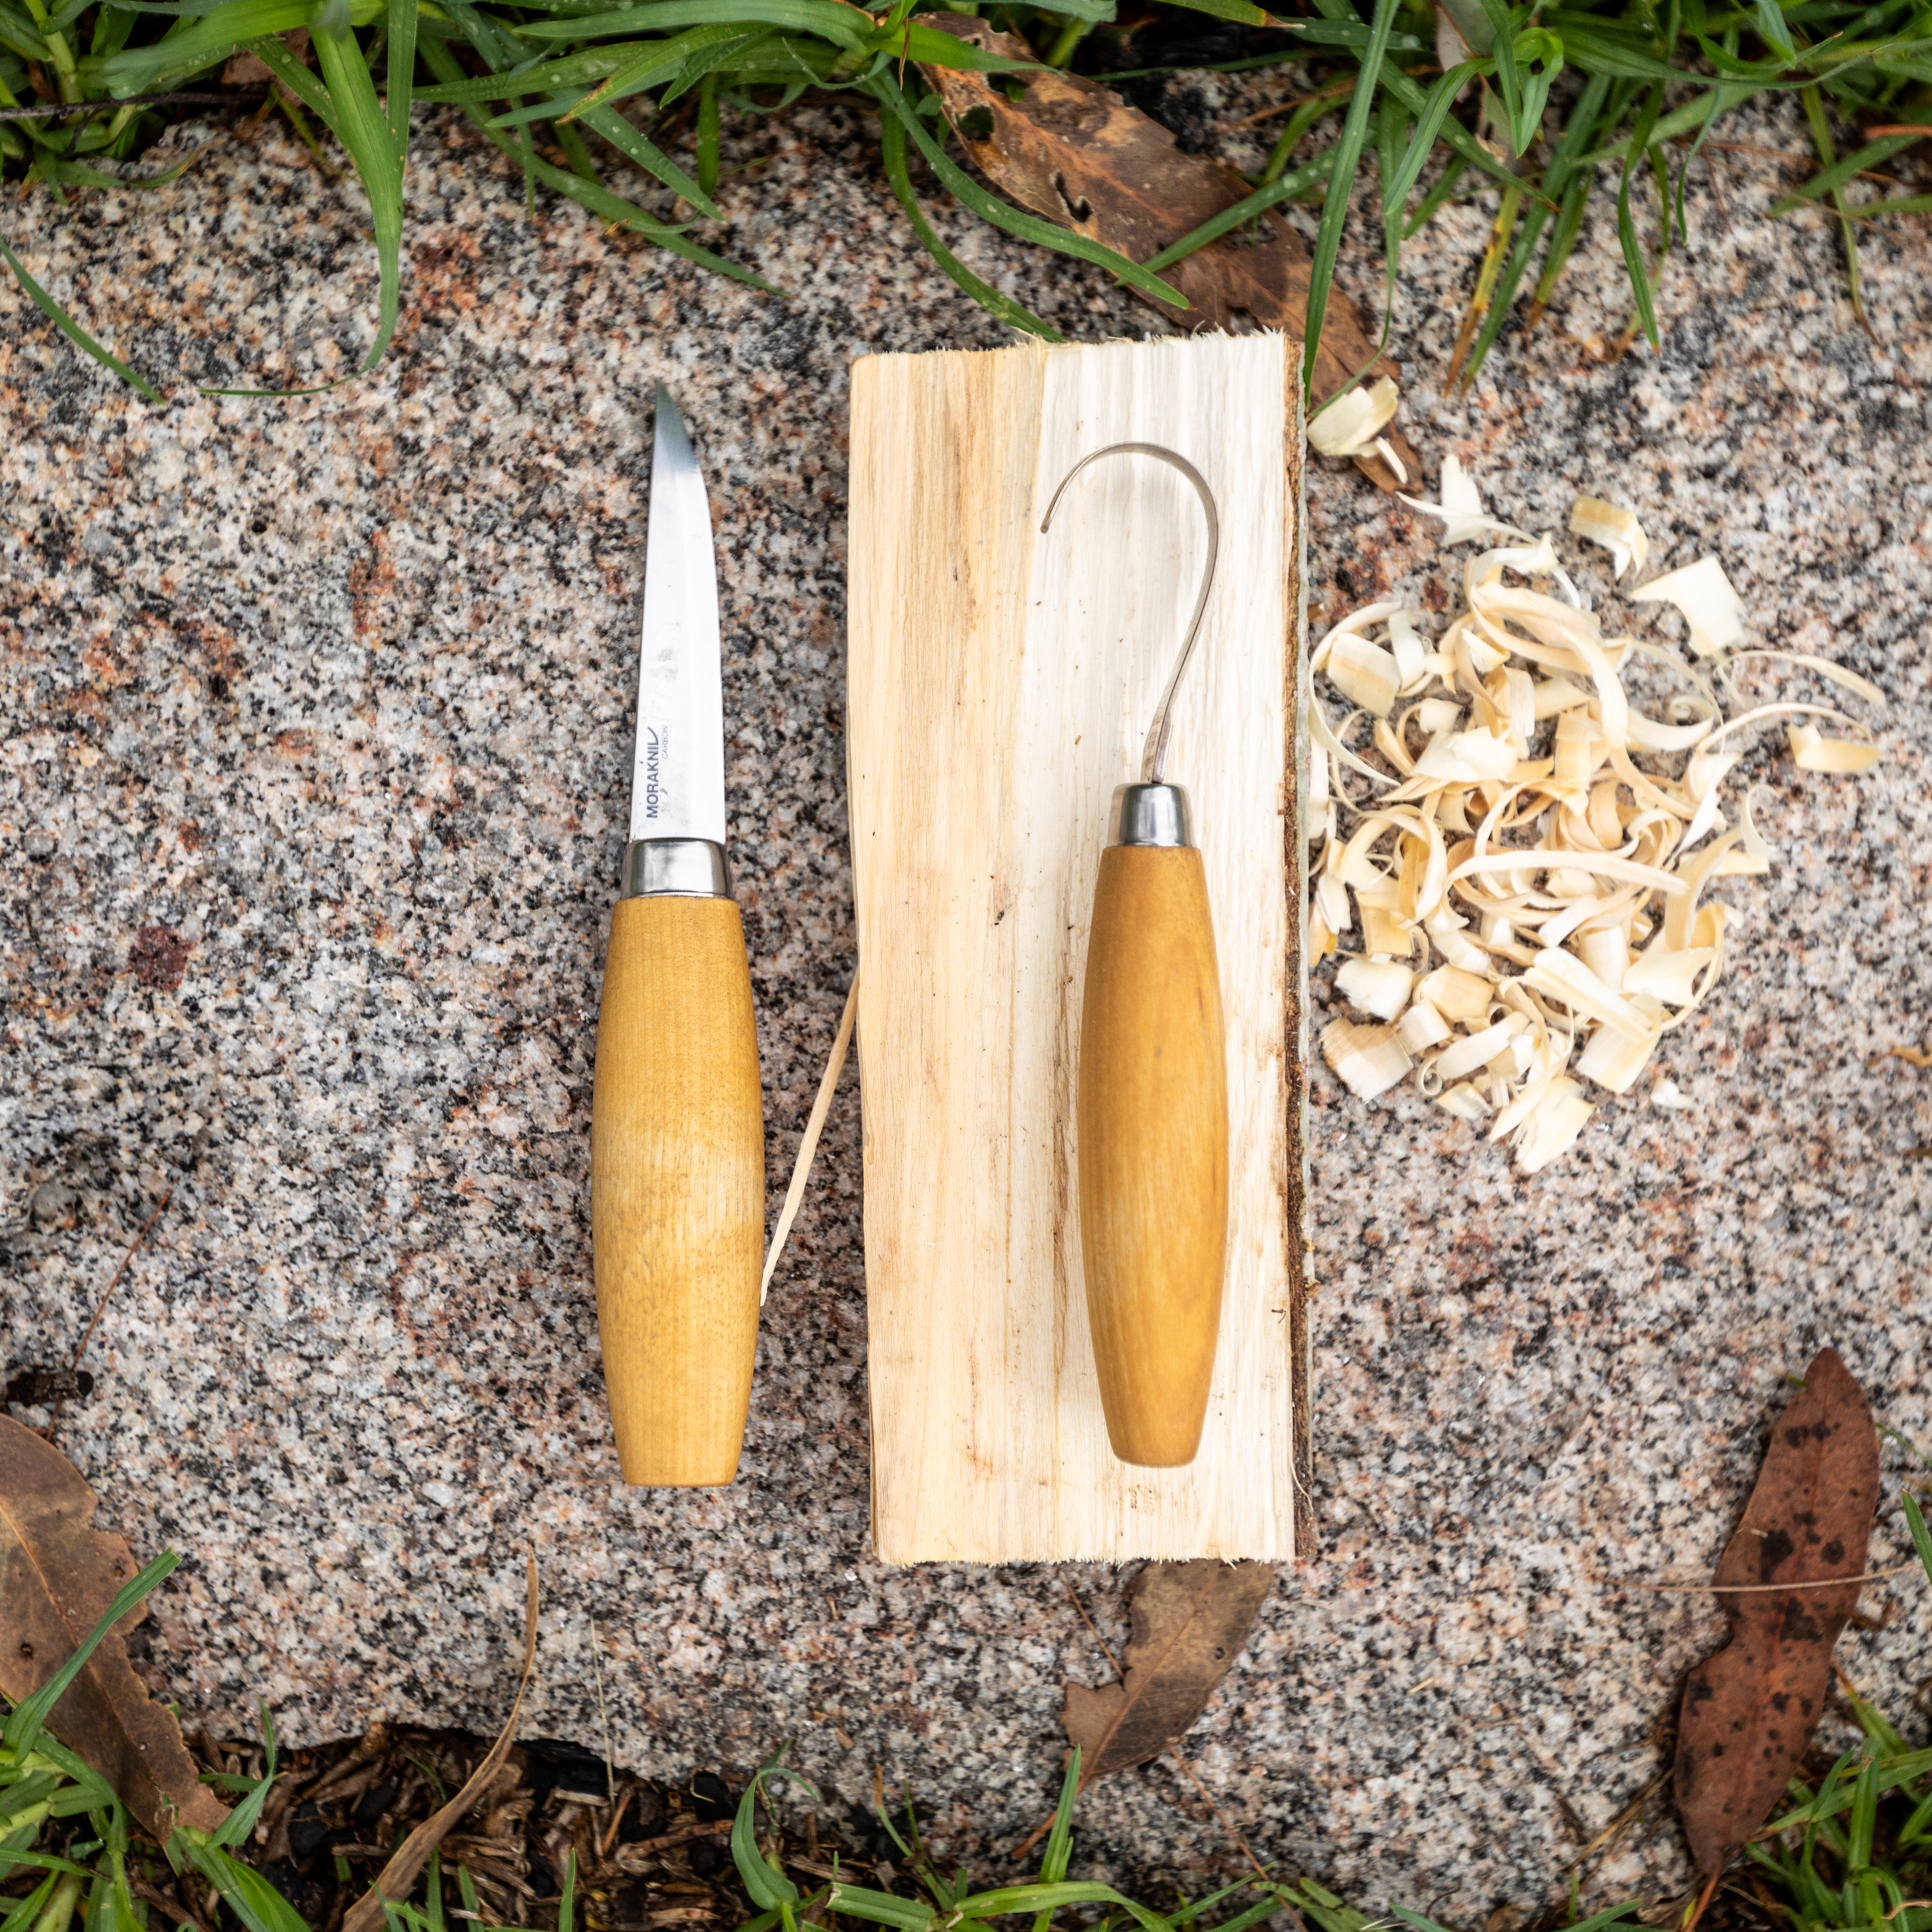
[1078,845,1229,1468]
[592,896,764,1487]
[847,332,1307,1562]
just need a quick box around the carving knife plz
[591,384,764,1487]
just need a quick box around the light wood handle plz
[592,896,764,1486]
[1077,844,1230,1468]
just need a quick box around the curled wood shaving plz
[1630,556,1747,658]
[1569,496,1650,580]
[1308,378,1400,460]
[1313,462,1886,1172]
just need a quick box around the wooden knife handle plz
[593,895,764,1486]
[1077,844,1230,1468]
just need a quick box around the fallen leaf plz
[340,1553,541,1932]
[914,17,1419,495]
[1674,1348,1880,1877]
[0,1413,228,1837]
[1063,1560,1272,1792]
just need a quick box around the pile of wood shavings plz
[1308,459,1887,1175]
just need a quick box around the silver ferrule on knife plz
[1107,781,1192,850]
[621,837,734,900]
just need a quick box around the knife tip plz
[653,380,691,451]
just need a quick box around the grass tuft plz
[0,0,1927,397]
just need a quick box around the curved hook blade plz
[1039,442,1221,785]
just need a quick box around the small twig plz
[0,88,264,122]
[1684,1862,1722,1932]
[1864,124,1932,138]
[1168,1751,1271,1884]
[1061,1577,1123,1679]
[590,1616,617,1804]
[1227,75,1352,131]
[1703,143,1733,233]
[1598,1562,1917,1594]
[129,1879,214,1932]
[45,1176,179,1442]
[598,1786,632,1859]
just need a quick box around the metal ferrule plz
[1108,783,1192,850]
[621,838,733,900]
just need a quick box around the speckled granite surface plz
[3,78,1930,1920]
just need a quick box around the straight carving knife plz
[592,385,764,1487]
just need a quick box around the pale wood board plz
[846,333,1308,1563]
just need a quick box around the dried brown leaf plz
[341,1555,540,1932]
[1063,1560,1272,1791]
[0,1414,228,1837]
[913,17,1418,494]
[1674,1349,1880,1876]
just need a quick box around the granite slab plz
[3,75,1930,1921]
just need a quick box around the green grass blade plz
[519,0,869,49]
[1402,149,1468,236]
[880,21,1043,70]
[1141,148,1333,270]
[413,46,641,103]
[0,5,52,59]
[80,0,381,90]
[578,100,722,216]
[1614,80,1663,345]
[2,1553,178,1749]
[1259,73,1349,183]
[1157,0,1269,21]
[825,1888,934,1930]
[1553,24,1688,77]
[250,32,345,136]
[90,0,137,48]
[386,0,416,158]
[1386,60,1477,207]
[0,1853,97,1884]
[872,72,1186,307]
[1038,1749,1079,1887]
[657,24,769,107]
[1849,1752,1880,1869]
[552,113,603,184]
[729,1774,798,1912]
[421,33,770,284]
[1474,0,1526,146]
[1755,0,1798,51]
[311,0,405,369]
[0,1878,59,1932]
[1905,1494,1932,1583]
[1898,1783,1932,1849]
[27,141,210,188]
[1462,66,1607,378]
[1299,0,1398,400]
[1767,128,1920,211]
[1579,79,1754,162]
[173,1842,306,1932]
[877,106,1059,338]
[1372,57,1543,202]
[557,27,734,116]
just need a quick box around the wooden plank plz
[847,333,1307,1563]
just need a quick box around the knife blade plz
[591,384,765,1488]
[632,387,726,847]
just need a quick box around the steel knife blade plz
[631,383,726,847]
